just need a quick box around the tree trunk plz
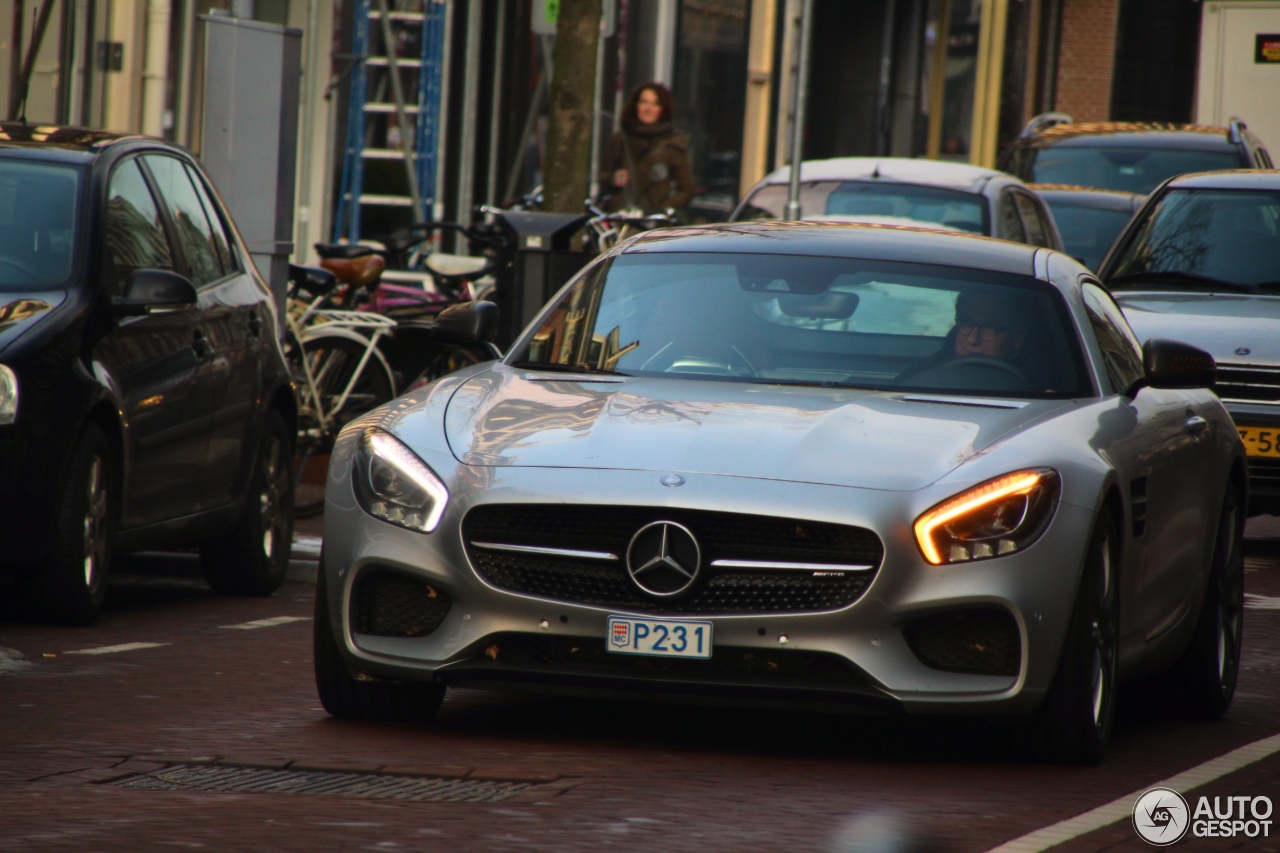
[543,0,601,213]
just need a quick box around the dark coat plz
[599,121,696,213]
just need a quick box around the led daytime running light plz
[914,471,1046,565]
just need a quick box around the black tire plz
[290,334,395,517]
[314,556,445,722]
[1036,513,1119,765]
[1166,486,1245,720]
[25,423,114,624]
[200,409,294,596]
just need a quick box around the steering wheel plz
[929,354,1029,384]
[0,257,38,284]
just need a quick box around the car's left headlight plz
[914,468,1060,565]
[353,428,449,533]
[0,365,17,425]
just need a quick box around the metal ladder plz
[332,0,446,243]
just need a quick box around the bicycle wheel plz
[292,333,396,516]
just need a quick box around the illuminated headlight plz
[353,428,449,533]
[913,468,1060,565]
[0,365,17,425]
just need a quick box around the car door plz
[95,156,208,527]
[142,154,258,510]
[1081,283,1213,643]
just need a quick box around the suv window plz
[143,155,225,288]
[1082,282,1143,394]
[182,163,237,275]
[1025,146,1242,195]
[996,192,1026,242]
[103,158,174,296]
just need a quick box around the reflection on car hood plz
[1115,291,1280,366]
[442,366,1071,490]
[0,292,64,355]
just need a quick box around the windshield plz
[1043,199,1135,271]
[513,252,1088,399]
[1026,146,1240,194]
[1109,189,1280,289]
[736,181,989,234]
[0,158,81,291]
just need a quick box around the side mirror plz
[111,269,197,316]
[1139,338,1216,391]
[435,300,500,344]
[288,263,337,298]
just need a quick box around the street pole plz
[784,0,813,220]
[588,14,607,204]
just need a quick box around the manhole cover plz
[108,764,535,803]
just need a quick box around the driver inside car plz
[896,291,1032,388]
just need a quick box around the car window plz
[1043,199,1133,271]
[517,253,1089,398]
[996,192,1026,242]
[1027,146,1242,195]
[183,162,238,275]
[736,181,989,234]
[1108,188,1280,289]
[102,158,174,297]
[0,158,80,292]
[1082,283,1144,395]
[1014,193,1051,247]
[142,154,225,288]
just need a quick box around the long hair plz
[620,82,675,128]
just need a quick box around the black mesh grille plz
[1247,457,1280,497]
[351,568,452,638]
[462,505,883,615]
[903,609,1021,677]
[473,633,868,687]
[1214,364,1280,404]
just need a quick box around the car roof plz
[621,221,1040,277]
[1162,169,1280,190]
[1029,184,1144,210]
[1026,122,1237,151]
[0,122,175,163]
[754,157,1008,194]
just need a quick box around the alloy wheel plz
[83,455,108,590]
[259,435,289,560]
[1215,503,1244,690]
[1090,537,1116,729]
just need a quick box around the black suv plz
[0,124,296,623]
[999,113,1272,195]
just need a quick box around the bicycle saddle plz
[320,253,386,289]
[314,242,380,260]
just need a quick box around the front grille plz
[1247,457,1280,496]
[903,609,1021,677]
[473,632,868,687]
[351,568,452,637]
[1214,364,1280,405]
[462,504,883,615]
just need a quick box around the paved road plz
[2,520,1280,852]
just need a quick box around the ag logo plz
[1133,787,1190,845]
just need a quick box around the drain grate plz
[108,764,534,803]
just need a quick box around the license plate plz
[1237,426,1280,458]
[606,616,712,659]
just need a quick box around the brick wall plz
[1054,0,1122,121]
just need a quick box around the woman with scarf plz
[599,83,695,215]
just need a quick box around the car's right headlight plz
[0,365,17,425]
[913,468,1060,565]
[353,428,449,533]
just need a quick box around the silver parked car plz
[316,223,1244,765]
[731,157,1064,252]
[1098,170,1280,515]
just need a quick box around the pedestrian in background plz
[599,82,695,216]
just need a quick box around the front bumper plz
[322,459,1098,717]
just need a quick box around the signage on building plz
[1256,34,1280,63]
[532,0,616,37]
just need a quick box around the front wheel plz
[1035,513,1119,765]
[201,409,294,596]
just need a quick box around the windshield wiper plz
[1107,270,1252,292]
[510,360,631,377]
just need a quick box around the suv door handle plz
[192,329,210,360]
[1185,415,1209,435]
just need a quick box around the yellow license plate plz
[1237,426,1280,458]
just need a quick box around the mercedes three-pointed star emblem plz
[625,520,702,597]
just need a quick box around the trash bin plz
[492,211,591,348]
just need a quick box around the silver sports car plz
[316,223,1245,765]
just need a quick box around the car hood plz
[1114,291,1280,365]
[441,366,1072,491]
[0,292,64,356]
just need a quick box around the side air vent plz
[903,609,1021,677]
[351,568,452,638]
[1130,477,1148,537]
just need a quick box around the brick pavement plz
[0,524,1279,851]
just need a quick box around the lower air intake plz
[351,568,451,638]
[903,609,1021,677]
